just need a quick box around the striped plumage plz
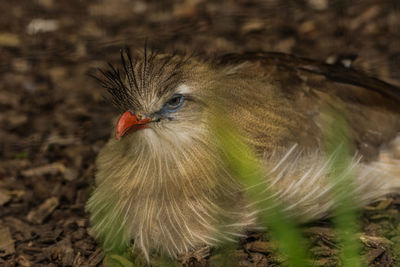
[87,49,400,261]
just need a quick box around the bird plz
[86,48,400,262]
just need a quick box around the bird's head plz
[96,48,212,143]
[114,85,192,140]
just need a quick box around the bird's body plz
[87,50,400,260]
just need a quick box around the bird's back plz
[215,52,400,161]
[210,52,400,221]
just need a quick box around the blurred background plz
[0,0,399,266]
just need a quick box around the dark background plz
[0,0,399,266]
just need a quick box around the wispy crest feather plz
[92,47,192,113]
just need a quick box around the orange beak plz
[115,111,151,139]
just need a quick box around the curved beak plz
[115,111,151,139]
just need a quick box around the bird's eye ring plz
[166,94,184,111]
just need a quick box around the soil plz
[1,0,400,266]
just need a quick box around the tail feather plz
[258,138,400,223]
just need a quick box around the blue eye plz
[164,94,184,112]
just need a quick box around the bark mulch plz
[1,0,400,266]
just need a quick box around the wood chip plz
[0,190,11,206]
[86,248,104,266]
[41,135,80,152]
[37,228,63,244]
[366,247,385,264]
[304,226,336,247]
[310,245,338,257]
[241,19,265,33]
[76,219,87,228]
[249,252,268,265]
[305,226,335,239]
[27,197,59,224]
[10,190,26,202]
[22,246,43,255]
[16,255,33,267]
[309,257,339,267]
[64,168,78,181]
[308,0,328,10]
[360,234,393,248]
[26,19,59,34]
[177,245,210,264]
[62,246,75,266]
[74,240,96,256]
[71,228,86,242]
[0,33,20,47]
[0,227,15,256]
[246,241,274,254]
[365,198,393,211]
[4,217,32,240]
[21,163,66,177]
[72,252,84,266]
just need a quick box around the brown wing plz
[215,52,400,161]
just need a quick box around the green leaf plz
[104,254,134,267]
[210,107,310,267]
[322,107,362,267]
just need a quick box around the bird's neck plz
[96,127,240,201]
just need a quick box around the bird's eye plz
[165,94,184,111]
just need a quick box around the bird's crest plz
[92,46,191,113]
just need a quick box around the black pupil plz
[168,96,181,107]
